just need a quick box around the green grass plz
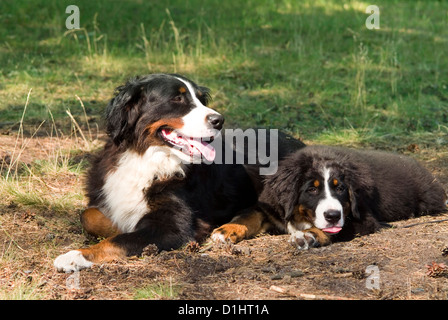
[0,280,43,300]
[134,279,181,300]
[0,160,86,217]
[1,0,447,144]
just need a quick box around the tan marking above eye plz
[333,179,338,186]
[314,180,320,188]
[179,86,186,93]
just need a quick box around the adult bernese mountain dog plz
[212,145,447,249]
[54,73,306,272]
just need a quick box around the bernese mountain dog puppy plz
[212,145,447,249]
[54,73,292,272]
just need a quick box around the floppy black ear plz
[105,79,145,145]
[348,186,361,220]
[197,86,212,106]
[343,163,373,221]
[262,154,304,221]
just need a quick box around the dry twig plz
[269,285,354,300]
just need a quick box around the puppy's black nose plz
[324,210,341,224]
[206,113,224,130]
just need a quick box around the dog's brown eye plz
[335,185,345,193]
[171,95,183,103]
[307,187,318,195]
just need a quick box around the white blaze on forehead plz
[175,77,221,138]
[174,77,211,110]
[313,167,344,229]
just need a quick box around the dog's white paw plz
[289,231,317,250]
[54,250,93,273]
[211,223,247,244]
[211,231,228,244]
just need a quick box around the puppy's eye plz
[335,185,346,193]
[171,95,184,103]
[307,187,318,195]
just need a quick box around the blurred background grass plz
[1,0,447,145]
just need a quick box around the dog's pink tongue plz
[188,138,216,162]
[322,227,342,234]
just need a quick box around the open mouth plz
[159,128,216,162]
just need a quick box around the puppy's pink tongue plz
[322,227,342,234]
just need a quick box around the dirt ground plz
[1,132,447,300]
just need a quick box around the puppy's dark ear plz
[344,164,373,221]
[262,154,303,221]
[106,79,144,145]
[348,186,361,220]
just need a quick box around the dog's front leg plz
[54,208,193,272]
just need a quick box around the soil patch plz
[1,133,447,300]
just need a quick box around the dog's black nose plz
[206,113,224,130]
[324,210,341,224]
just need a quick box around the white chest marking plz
[100,146,185,233]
